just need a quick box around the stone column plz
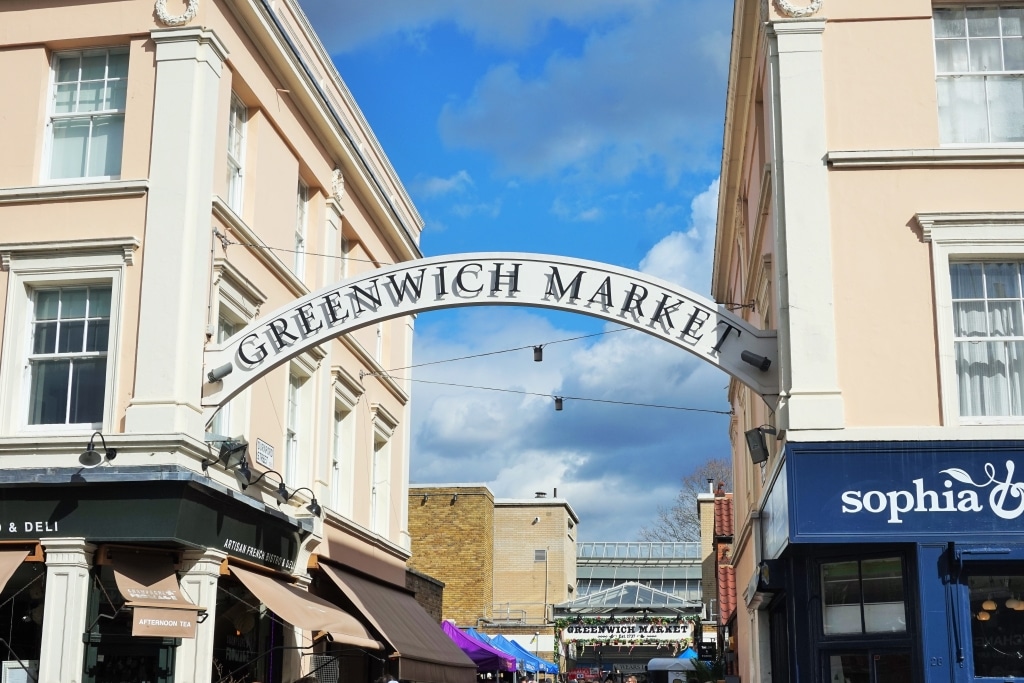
[175,549,227,683]
[125,27,228,438]
[38,538,95,683]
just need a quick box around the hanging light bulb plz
[1007,597,1019,609]
[978,611,992,621]
[1014,600,1024,612]
[983,599,998,611]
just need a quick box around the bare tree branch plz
[637,458,733,542]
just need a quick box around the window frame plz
[933,4,1024,146]
[370,403,398,537]
[0,240,135,435]
[44,46,130,183]
[329,365,362,519]
[226,93,247,214]
[960,557,1024,680]
[920,212,1024,426]
[294,180,309,277]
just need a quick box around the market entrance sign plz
[201,253,778,414]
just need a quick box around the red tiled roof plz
[714,493,734,538]
[716,544,736,625]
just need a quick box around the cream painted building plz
[715,2,1024,683]
[0,2,475,683]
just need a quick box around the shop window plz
[821,557,906,635]
[0,561,45,676]
[969,573,1024,677]
[934,6,1024,144]
[212,580,283,683]
[826,651,912,683]
[47,48,128,181]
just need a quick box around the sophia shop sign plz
[562,622,693,642]
[202,253,778,420]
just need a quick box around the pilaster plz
[768,19,845,430]
[38,538,95,683]
[125,27,228,437]
[175,549,227,683]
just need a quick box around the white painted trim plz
[213,196,308,297]
[371,402,399,441]
[1,237,139,271]
[918,211,1024,428]
[828,148,1024,168]
[0,180,148,204]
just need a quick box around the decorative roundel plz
[155,0,199,27]
[774,0,823,18]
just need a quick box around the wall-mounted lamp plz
[450,494,458,505]
[534,346,544,362]
[206,362,234,383]
[233,459,253,488]
[421,494,429,505]
[279,486,322,517]
[740,350,772,372]
[80,431,117,468]
[239,467,285,495]
[532,516,540,525]
[202,436,249,473]
[554,397,563,411]
[744,425,778,464]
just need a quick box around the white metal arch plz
[201,253,778,416]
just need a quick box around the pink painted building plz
[714,1,1024,682]
[0,1,474,682]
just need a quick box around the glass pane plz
[34,290,61,320]
[107,50,129,78]
[986,262,1021,298]
[937,76,989,143]
[936,40,970,72]
[58,321,85,353]
[970,38,1003,71]
[63,289,87,317]
[54,82,77,115]
[69,359,106,424]
[874,652,913,683]
[951,263,985,299]
[823,561,862,634]
[935,7,967,38]
[80,53,107,81]
[1005,8,1024,37]
[77,80,103,113]
[50,119,89,179]
[954,302,988,337]
[55,55,79,83]
[105,79,127,111]
[1006,36,1024,70]
[970,574,1024,678]
[85,321,109,353]
[32,322,58,354]
[29,360,70,424]
[89,288,111,317]
[829,654,869,683]
[957,341,1017,416]
[969,7,1001,37]
[988,76,1024,143]
[988,302,1023,336]
[88,115,124,178]
[862,558,906,633]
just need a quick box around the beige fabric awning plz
[229,565,381,649]
[319,563,477,683]
[111,552,201,639]
[0,550,28,595]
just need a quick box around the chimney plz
[535,491,547,498]
[553,487,558,498]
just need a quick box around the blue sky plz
[300,0,734,540]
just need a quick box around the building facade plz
[715,1,1024,682]
[0,2,476,682]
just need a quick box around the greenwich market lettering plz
[203,254,778,413]
[840,460,1024,524]
[562,623,692,642]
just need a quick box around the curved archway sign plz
[201,253,778,412]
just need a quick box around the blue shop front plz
[757,440,1024,683]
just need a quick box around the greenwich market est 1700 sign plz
[201,254,778,415]
[561,621,694,643]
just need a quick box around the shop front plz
[755,440,1024,683]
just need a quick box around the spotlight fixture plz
[554,397,563,411]
[202,436,249,472]
[740,350,772,372]
[744,425,777,465]
[206,362,234,383]
[280,486,322,517]
[234,459,253,488]
[79,431,117,468]
[534,346,544,362]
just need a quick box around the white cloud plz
[639,177,719,294]
[415,170,474,197]
[298,0,657,53]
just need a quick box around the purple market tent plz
[442,621,517,673]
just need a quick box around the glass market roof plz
[554,581,703,616]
